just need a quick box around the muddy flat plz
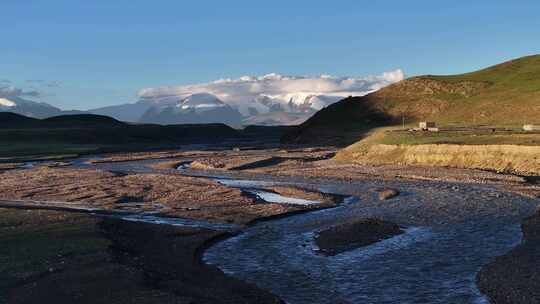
[0,166,323,225]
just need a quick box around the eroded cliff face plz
[342,143,540,175]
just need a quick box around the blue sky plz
[2,0,540,110]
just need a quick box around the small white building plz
[419,122,436,130]
[523,124,540,131]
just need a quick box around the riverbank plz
[338,143,540,176]
[137,147,524,183]
[477,210,540,304]
[141,147,539,199]
[0,207,283,304]
[0,207,180,304]
[202,168,536,303]
[0,160,344,303]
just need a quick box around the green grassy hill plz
[284,55,540,145]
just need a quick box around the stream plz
[70,157,538,304]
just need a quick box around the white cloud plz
[0,98,16,107]
[138,70,405,115]
[0,84,41,98]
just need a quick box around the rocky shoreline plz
[101,218,283,304]
[0,207,283,304]
[477,211,540,304]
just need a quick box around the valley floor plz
[1,146,540,303]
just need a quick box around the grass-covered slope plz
[332,127,540,175]
[284,55,540,145]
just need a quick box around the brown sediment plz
[0,163,23,171]
[13,147,535,192]
[136,148,540,203]
[263,186,342,205]
[190,159,228,170]
[253,160,527,185]
[377,188,400,200]
[145,152,333,172]
[315,219,403,256]
[87,150,199,164]
[142,147,525,186]
[476,211,540,304]
[140,147,336,172]
[146,159,189,170]
[0,166,310,225]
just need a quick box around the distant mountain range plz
[0,97,63,118]
[139,93,244,125]
[0,71,404,126]
[0,91,346,126]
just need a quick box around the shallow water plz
[215,178,322,205]
[118,214,240,230]
[73,156,538,303]
[244,189,321,205]
[203,179,535,304]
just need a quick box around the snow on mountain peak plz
[177,93,227,111]
[138,69,405,121]
[261,73,286,81]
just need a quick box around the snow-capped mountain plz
[177,93,229,112]
[139,93,243,125]
[242,111,310,126]
[2,70,403,126]
[136,70,405,126]
[0,97,62,118]
[253,93,343,113]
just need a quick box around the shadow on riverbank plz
[477,210,540,304]
[0,208,282,304]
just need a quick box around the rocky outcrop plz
[315,218,403,255]
[377,188,400,200]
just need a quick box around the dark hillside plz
[0,113,41,128]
